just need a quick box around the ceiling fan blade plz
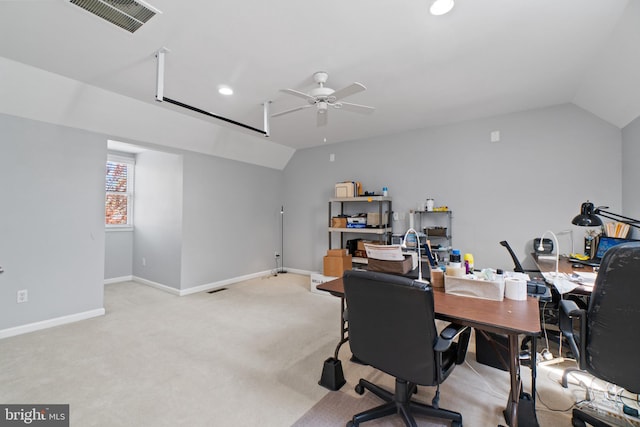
[332,82,366,101]
[271,104,312,117]
[281,88,316,102]
[317,111,328,127]
[339,101,376,114]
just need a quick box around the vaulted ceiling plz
[1,0,639,168]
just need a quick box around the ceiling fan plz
[272,71,375,126]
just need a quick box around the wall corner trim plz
[104,275,134,285]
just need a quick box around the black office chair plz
[343,270,471,427]
[499,240,543,275]
[559,242,640,427]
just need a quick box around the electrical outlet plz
[274,251,280,258]
[17,289,28,303]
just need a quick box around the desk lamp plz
[571,201,640,230]
[538,230,560,280]
[402,228,426,282]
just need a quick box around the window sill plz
[106,226,134,233]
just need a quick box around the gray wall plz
[180,152,284,288]
[622,115,640,239]
[133,150,184,289]
[130,148,284,291]
[0,114,105,330]
[105,150,283,290]
[283,103,623,273]
[104,230,133,280]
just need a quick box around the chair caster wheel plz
[346,421,355,427]
[355,384,365,395]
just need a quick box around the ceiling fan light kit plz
[430,0,454,16]
[272,71,375,127]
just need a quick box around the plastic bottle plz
[426,198,435,212]
[382,187,388,197]
[463,253,474,274]
[449,249,462,268]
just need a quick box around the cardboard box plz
[430,268,444,288]
[367,255,413,275]
[366,212,389,227]
[335,182,355,198]
[331,217,347,228]
[356,240,386,252]
[323,250,352,277]
[425,227,447,237]
[327,248,348,257]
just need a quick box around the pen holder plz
[430,268,444,288]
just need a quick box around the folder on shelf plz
[364,244,404,261]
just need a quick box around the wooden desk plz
[317,278,541,427]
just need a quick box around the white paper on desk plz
[542,272,579,294]
[572,271,597,284]
[364,244,405,261]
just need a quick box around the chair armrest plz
[559,299,587,369]
[436,324,468,349]
[435,323,471,365]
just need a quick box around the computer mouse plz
[572,263,583,269]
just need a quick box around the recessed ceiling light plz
[218,86,233,96]
[430,0,454,16]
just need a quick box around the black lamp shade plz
[572,201,603,227]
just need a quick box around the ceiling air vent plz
[70,0,160,33]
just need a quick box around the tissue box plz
[444,275,504,301]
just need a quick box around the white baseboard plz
[132,276,181,295]
[176,269,278,296]
[0,308,105,339]
[133,269,311,296]
[104,275,133,285]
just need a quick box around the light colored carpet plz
[0,274,582,426]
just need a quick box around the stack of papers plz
[364,244,404,260]
[542,271,596,294]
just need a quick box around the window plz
[105,154,134,228]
